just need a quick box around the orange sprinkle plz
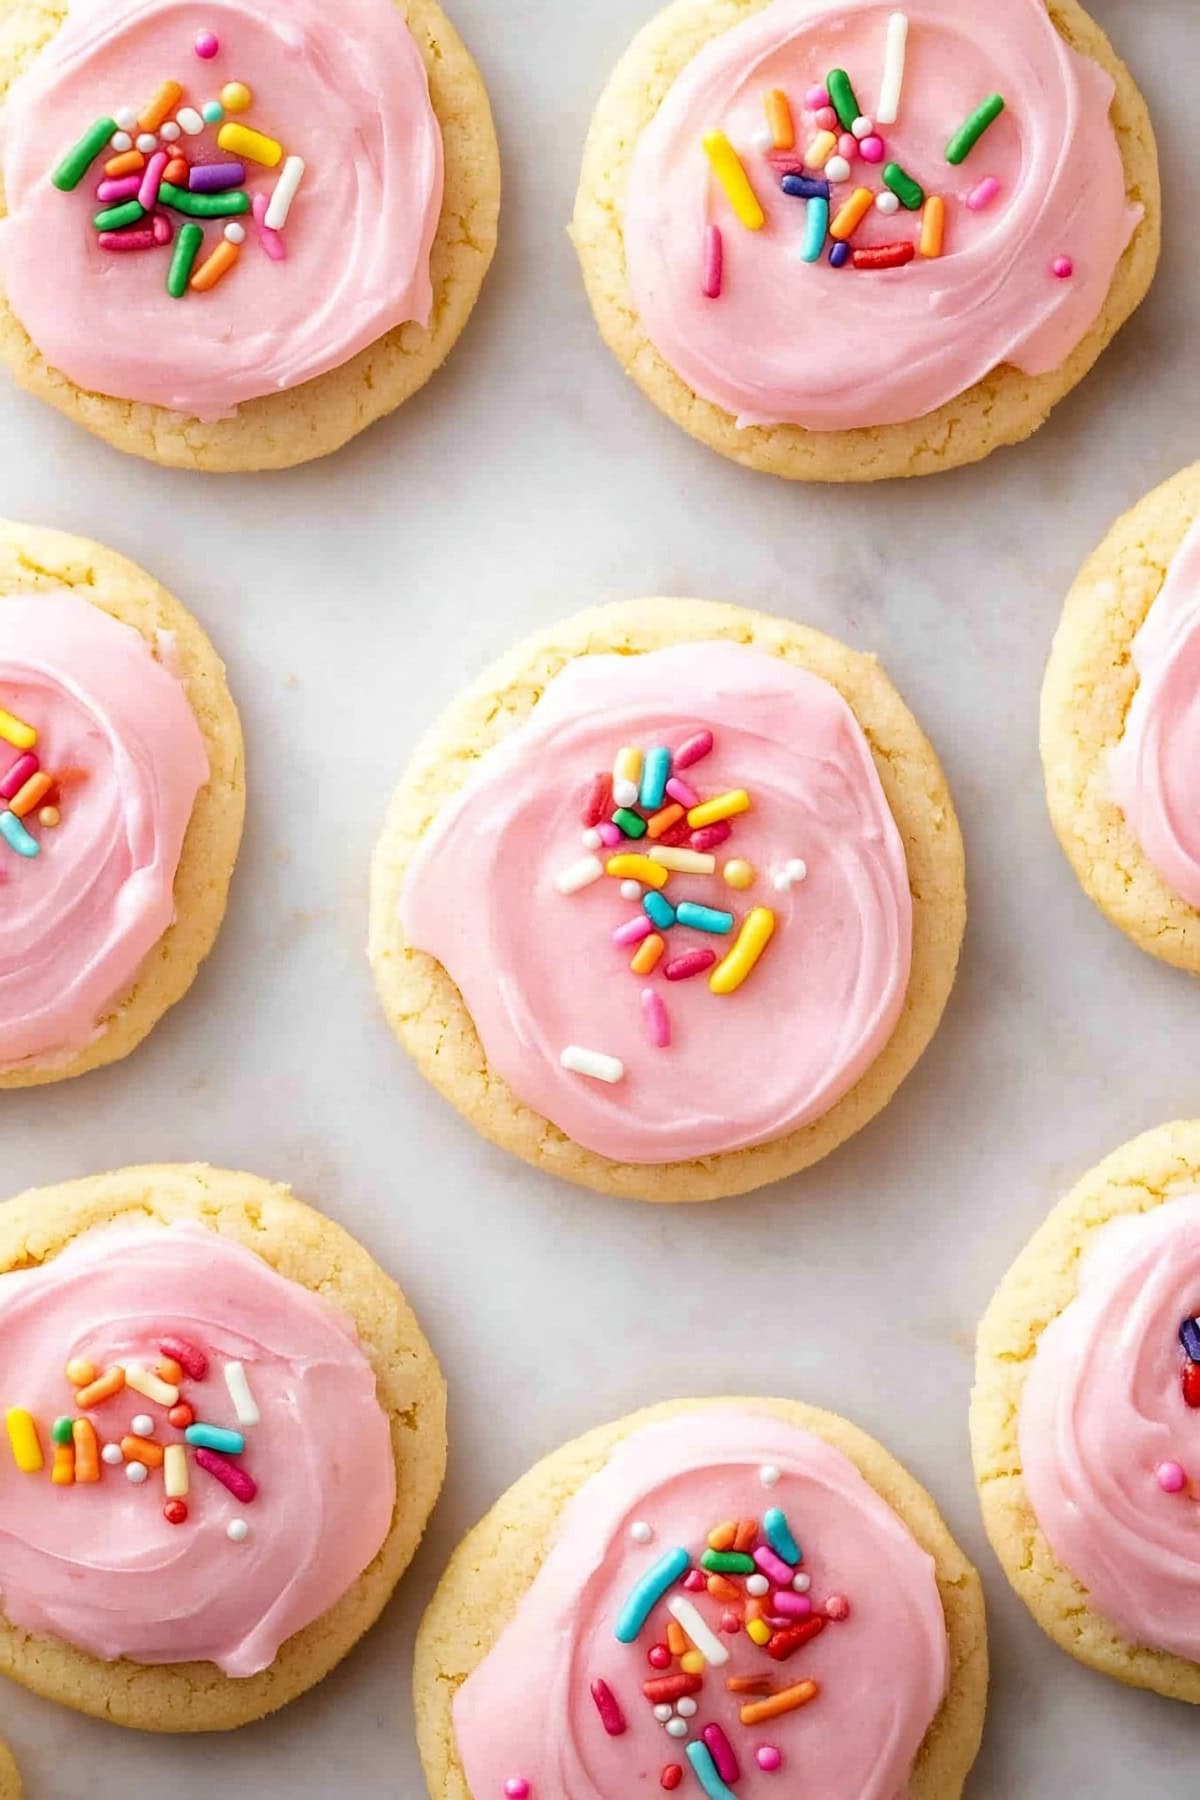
[727,1674,775,1696]
[51,1442,74,1486]
[105,149,145,178]
[708,1521,737,1551]
[72,1418,100,1483]
[157,1356,183,1384]
[190,238,240,293]
[764,88,795,151]
[745,1596,766,1623]
[139,79,182,132]
[733,1518,758,1552]
[630,933,665,976]
[646,803,684,839]
[666,1621,688,1657]
[829,187,874,241]
[707,1574,741,1603]
[163,156,189,185]
[9,772,52,819]
[740,1680,819,1726]
[121,1435,164,1468]
[920,194,946,257]
[75,1366,126,1409]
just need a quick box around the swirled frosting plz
[1019,1197,1200,1660]
[400,643,912,1164]
[0,0,443,420]
[1110,521,1200,908]
[0,591,207,1068]
[0,1222,395,1675]
[454,1411,949,1798]
[623,0,1140,431]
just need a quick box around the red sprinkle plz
[661,1768,683,1792]
[160,1336,208,1380]
[1184,1362,1200,1409]
[664,949,717,982]
[643,1673,702,1704]
[163,1499,188,1525]
[824,1593,851,1621]
[690,821,732,853]
[648,1644,672,1669]
[683,1567,707,1592]
[590,1677,627,1737]
[766,1615,826,1661]
[168,1403,195,1430]
[852,241,916,270]
[581,773,613,828]
[674,730,714,770]
[194,1447,257,1503]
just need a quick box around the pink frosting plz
[400,644,913,1164]
[454,1411,949,1798]
[0,1222,395,1676]
[0,592,208,1069]
[623,0,1140,430]
[1019,1197,1200,1661]
[0,0,443,420]
[1110,520,1200,908]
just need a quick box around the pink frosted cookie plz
[973,1119,1200,1701]
[0,0,499,470]
[415,1400,988,1797]
[572,0,1159,481]
[0,521,243,1088]
[370,599,965,1202]
[0,1163,447,1730]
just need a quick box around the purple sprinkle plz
[1180,1316,1200,1363]
[189,161,246,193]
[781,174,830,200]
[829,241,851,268]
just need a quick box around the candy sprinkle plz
[194,29,220,58]
[53,117,118,191]
[702,223,723,298]
[560,1046,624,1084]
[876,12,909,124]
[615,1546,690,1642]
[826,69,861,132]
[641,989,671,1048]
[590,1678,627,1737]
[882,161,924,209]
[945,93,1005,165]
[702,130,764,231]
[167,222,204,297]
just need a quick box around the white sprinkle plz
[135,133,158,154]
[760,1464,782,1488]
[227,1519,250,1543]
[648,846,715,875]
[676,1697,698,1718]
[824,155,851,184]
[555,854,604,896]
[653,1704,673,1723]
[630,1520,653,1544]
[125,1461,148,1485]
[771,859,809,893]
[131,1414,154,1438]
[163,1443,189,1498]
[177,107,205,135]
[851,115,873,138]
[560,1045,624,1083]
[160,120,181,141]
[613,778,638,809]
[746,1574,769,1597]
[223,221,247,245]
[114,107,137,130]
[666,1595,730,1666]
[581,827,602,850]
[620,880,642,901]
[793,1571,811,1593]
[125,1364,178,1407]
[101,1442,124,1466]
[224,1360,261,1427]
[665,1718,689,1740]
[109,131,132,152]
[264,154,305,231]
[875,191,900,215]
[876,11,909,126]
[786,859,808,881]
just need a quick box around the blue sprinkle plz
[675,901,733,934]
[686,1743,737,1800]
[1180,1317,1200,1363]
[202,99,224,124]
[800,195,829,264]
[639,746,671,812]
[644,891,676,930]
[185,1423,245,1455]
[781,174,830,201]
[763,1507,801,1565]
[0,810,38,857]
[614,1545,690,1642]
[829,240,850,267]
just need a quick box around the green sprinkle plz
[612,808,646,839]
[701,1550,756,1575]
[882,162,925,210]
[51,1416,74,1446]
[52,117,117,192]
[826,69,861,133]
[158,181,250,219]
[93,199,145,232]
[945,93,1005,165]
[167,222,204,298]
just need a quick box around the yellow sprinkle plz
[686,790,751,830]
[702,131,764,231]
[64,1357,96,1387]
[746,1617,772,1647]
[830,187,875,241]
[6,1407,43,1473]
[138,79,182,133]
[804,130,837,169]
[680,1650,706,1674]
[613,746,642,785]
[710,907,776,995]
[764,88,794,151]
[164,1443,190,1499]
[630,933,665,975]
[38,806,60,829]
[0,706,36,750]
[216,122,283,167]
[605,854,669,890]
[920,195,946,258]
[648,846,715,875]
[220,81,254,113]
[723,859,756,890]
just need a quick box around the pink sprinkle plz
[837,132,857,160]
[138,149,168,212]
[641,988,671,1049]
[504,1783,530,1800]
[194,1447,257,1503]
[665,776,699,808]
[664,948,717,982]
[690,821,731,853]
[1157,1460,1187,1494]
[0,753,38,800]
[756,1746,783,1773]
[96,175,142,202]
[859,135,885,163]
[194,29,220,58]
[596,821,622,847]
[703,1724,740,1783]
[753,1545,794,1586]
[613,915,654,947]
[252,191,288,262]
[683,1568,707,1592]
[648,1643,671,1670]
[814,106,837,131]
[702,223,723,299]
[160,1336,207,1380]
[824,1593,851,1621]
[98,218,172,252]
[719,1610,741,1634]
[804,84,829,109]
[1051,254,1074,279]
[771,1590,812,1618]
[966,176,1000,211]
[590,1678,626,1737]
[674,729,713,770]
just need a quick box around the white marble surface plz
[1,0,1197,1793]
